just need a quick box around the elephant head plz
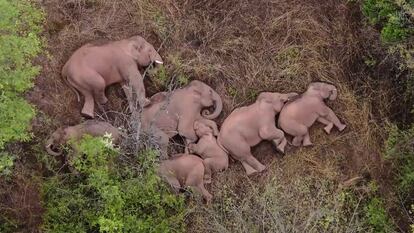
[194,119,219,137]
[257,92,299,112]
[307,82,337,101]
[45,127,66,156]
[188,80,223,119]
[127,35,163,67]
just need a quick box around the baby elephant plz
[158,154,212,203]
[188,120,229,184]
[278,82,346,151]
[218,92,298,175]
[45,120,121,156]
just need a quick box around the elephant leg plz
[203,159,214,184]
[302,132,313,146]
[165,175,181,193]
[292,136,303,147]
[244,154,266,175]
[80,90,95,118]
[273,137,287,154]
[179,119,198,151]
[241,161,258,176]
[317,117,333,134]
[290,124,308,147]
[149,127,169,157]
[94,88,108,105]
[196,184,213,203]
[127,71,150,107]
[322,107,346,132]
[185,163,212,202]
[259,126,286,153]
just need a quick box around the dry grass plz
[24,0,407,231]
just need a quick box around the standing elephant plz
[218,92,298,175]
[142,80,223,152]
[188,120,229,184]
[45,120,121,156]
[158,154,213,203]
[62,35,163,118]
[278,82,346,150]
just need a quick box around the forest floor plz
[3,0,412,232]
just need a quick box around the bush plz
[0,0,44,149]
[364,197,394,233]
[42,135,185,233]
[362,0,413,42]
[385,124,414,194]
[0,152,14,177]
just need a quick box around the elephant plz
[142,80,223,153]
[278,81,346,149]
[62,35,163,118]
[158,153,213,202]
[217,92,298,175]
[45,120,121,156]
[188,120,229,184]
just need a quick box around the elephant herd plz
[45,35,346,203]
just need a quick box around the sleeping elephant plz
[62,35,163,118]
[158,153,213,203]
[45,120,121,156]
[142,80,223,152]
[188,119,229,184]
[278,82,346,150]
[218,92,298,175]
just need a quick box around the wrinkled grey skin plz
[188,120,229,184]
[218,92,298,175]
[142,80,223,153]
[158,153,213,203]
[278,82,346,151]
[62,35,163,118]
[45,120,121,156]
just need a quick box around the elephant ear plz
[256,92,273,104]
[127,39,145,60]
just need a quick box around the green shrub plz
[42,136,185,233]
[381,12,411,42]
[362,0,413,42]
[0,152,14,177]
[0,0,44,149]
[385,124,414,194]
[364,197,394,233]
[362,0,398,25]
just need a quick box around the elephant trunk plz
[329,88,337,101]
[45,139,62,156]
[202,90,223,119]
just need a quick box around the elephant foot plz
[303,136,313,147]
[323,123,333,134]
[276,144,285,154]
[242,162,259,176]
[338,124,347,132]
[81,111,94,119]
[303,141,313,147]
[96,95,108,105]
[292,137,302,147]
[246,168,258,176]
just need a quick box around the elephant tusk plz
[154,60,163,64]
